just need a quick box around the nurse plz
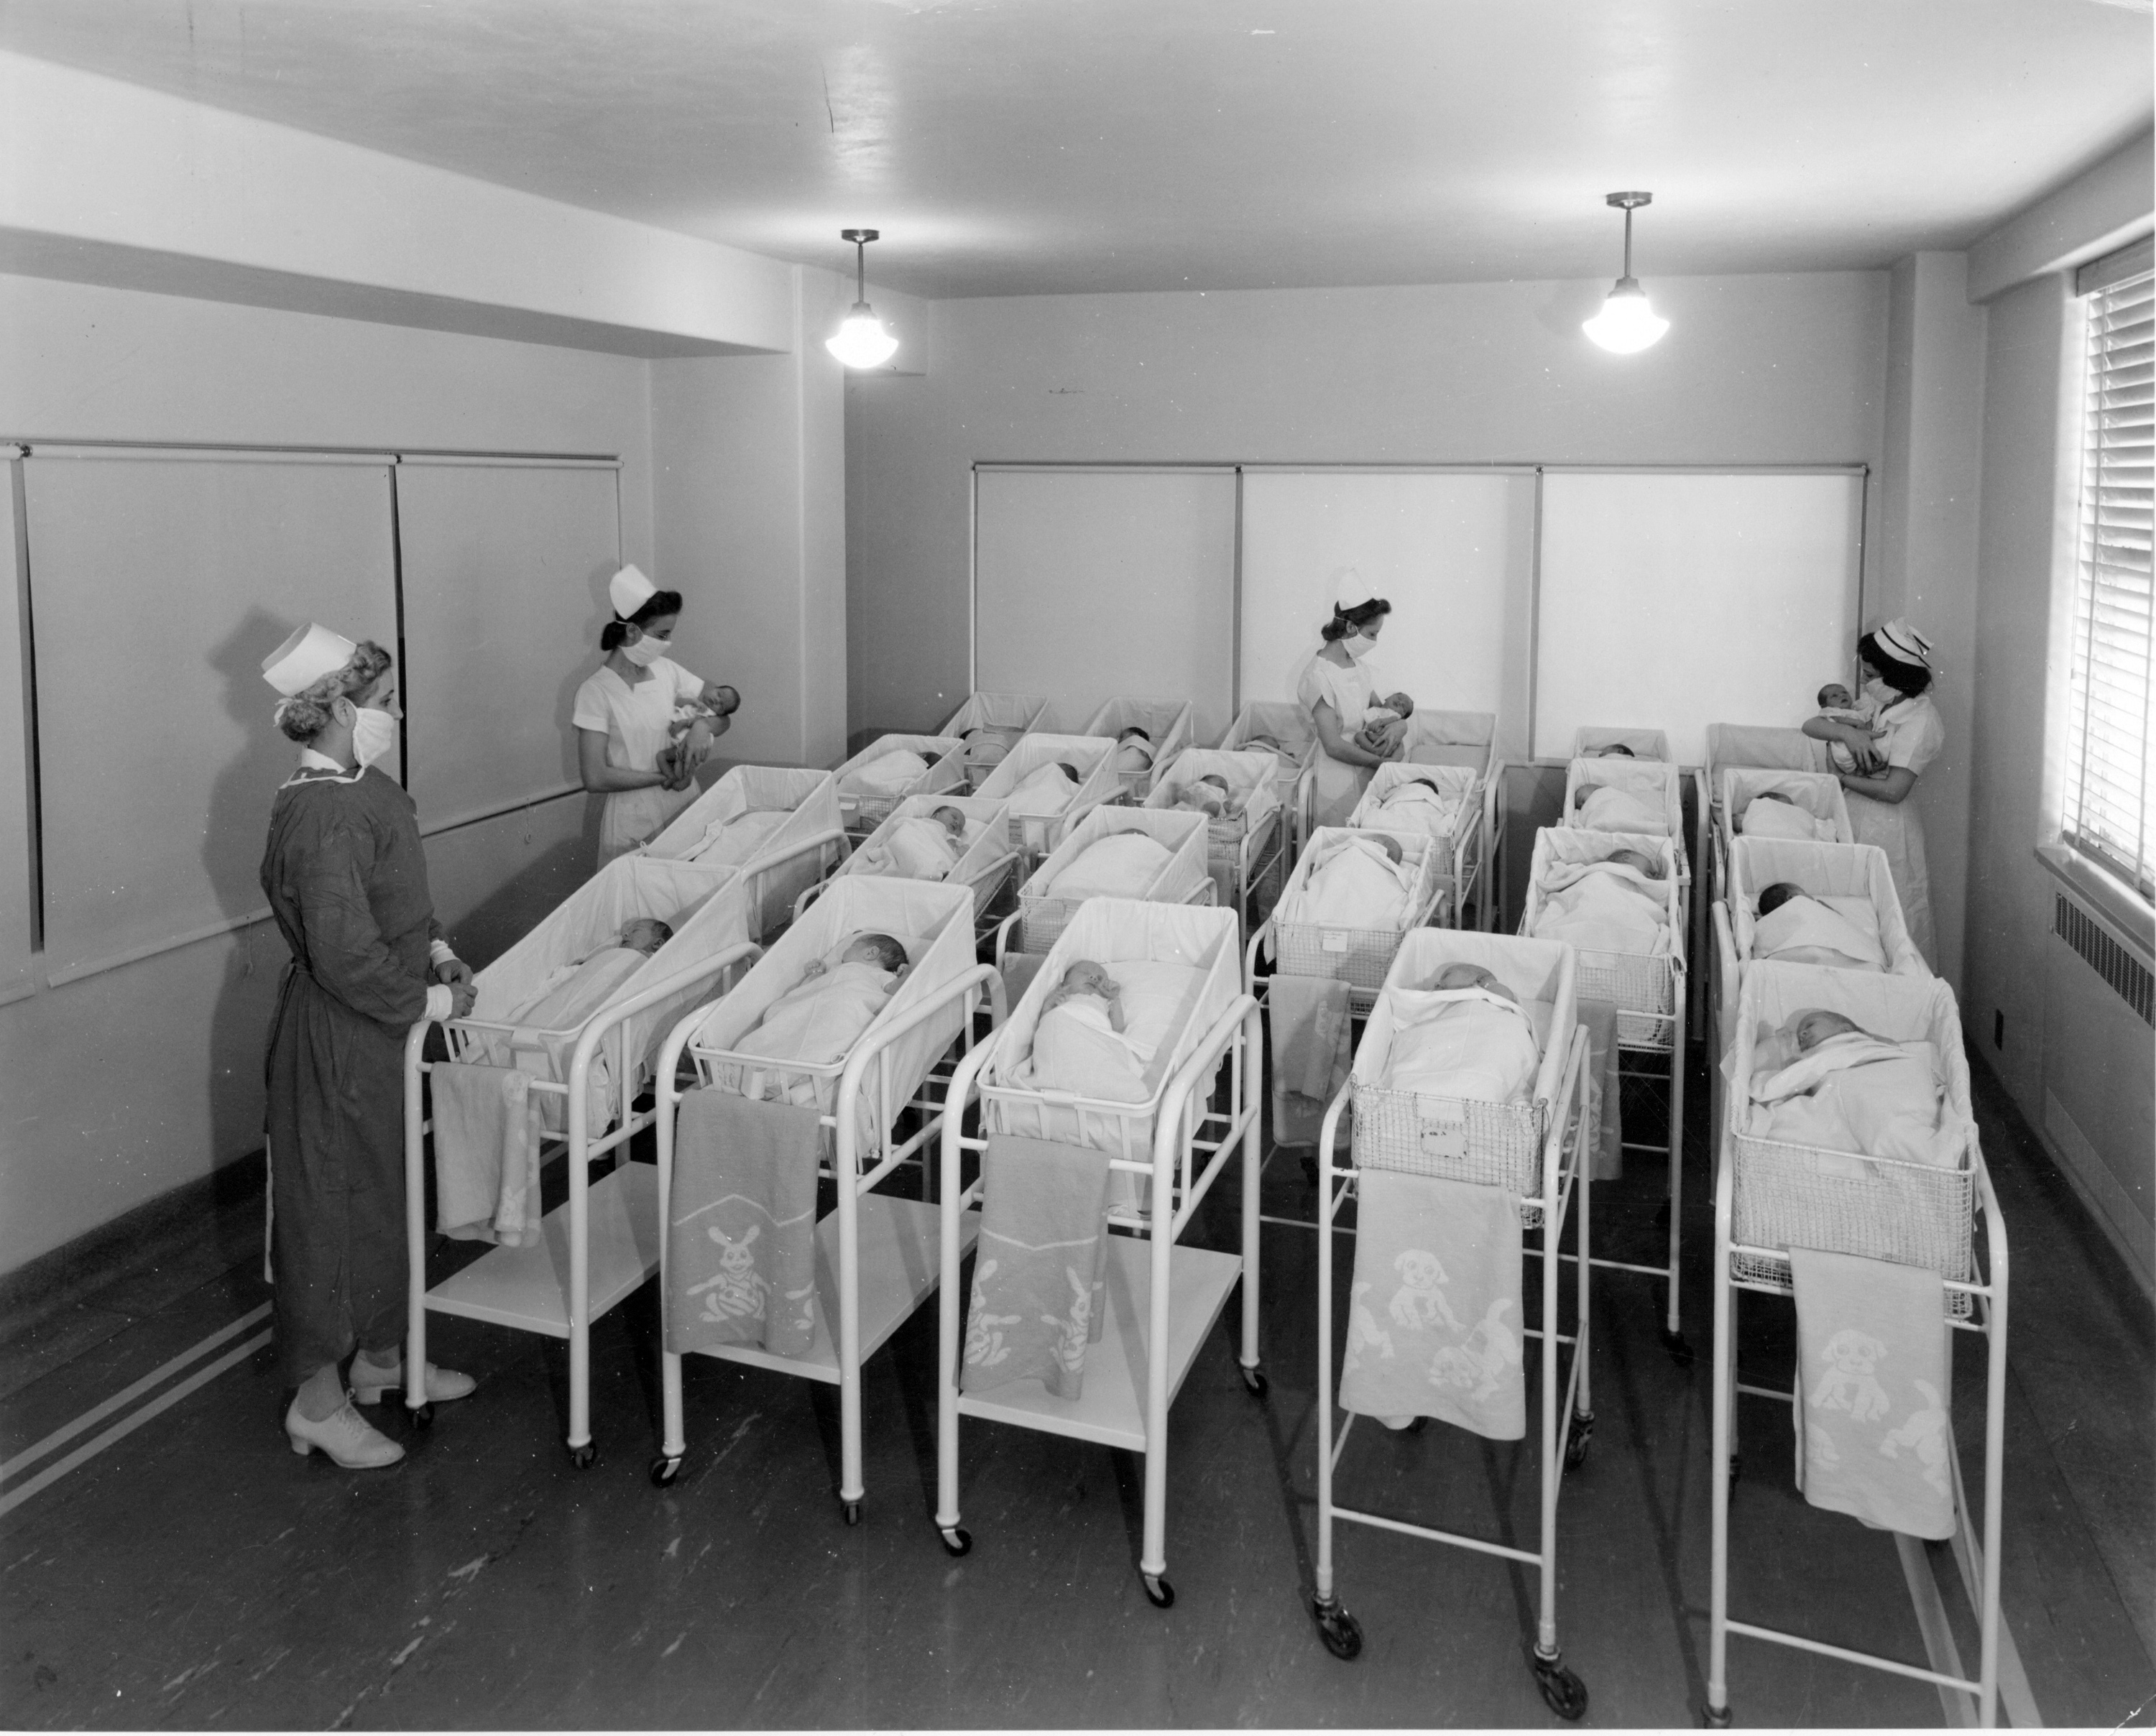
[1802,617,1945,964]
[259,624,479,1470]
[573,565,736,864]
[1296,595,1409,827]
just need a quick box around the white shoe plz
[286,1397,405,1469]
[350,1358,477,1407]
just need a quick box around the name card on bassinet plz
[1322,932,1350,953]
[1419,1110,1468,1162]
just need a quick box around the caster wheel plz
[650,1455,682,1489]
[1530,1651,1588,1722]
[1662,1329,1696,1369]
[1311,1597,1363,1661]
[1239,1365,1268,1400]
[1565,1414,1594,1471]
[939,1526,972,1558]
[1703,1702,1733,1728]
[1142,1573,1175,1609]
[841,1500,862,1527]
[567,1443,599,1471]
[410,1402,434,1429]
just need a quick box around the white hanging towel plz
[1339,1170,1525,1439]
[1790,1245,1955,1539]
[432,1062,543,1248]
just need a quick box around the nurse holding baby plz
[1296,594,1416,827]
[573,565,740,864]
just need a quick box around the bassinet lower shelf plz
[423,1161,659,1339]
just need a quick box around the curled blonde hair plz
[275,640,394,742]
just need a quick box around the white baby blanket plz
[1740,799,1828,842]
[1369,782,1458,839]
[1046,833,1172,900]
[731,960,898,1098]
[1005,763,1079,818]
[960,1133,1113,1401]
[1578,785,1668,834]
[432,1061,543,1248]
[1378,987,1541,1105]
[685,805,790,866]
[1531,863,1670,956]
[504,946,646,1137]
[860,815,962,881]
[1340,1170,1525,1439]
[1028,996,1151,1103]
[842,748,929,795]
[1753,894,1885,969]
[1750,1034,1958,1168]
[1791,1246,1955,1539]
[1115,742,1154,777]
[1276,834,1416,933]
[665,1088,822,1359]
[1268,973,1353,1148]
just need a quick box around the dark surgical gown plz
[259,765,446,1387]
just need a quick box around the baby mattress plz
[1725,961,1976,1284]
[832,734,968,832]
[941,692,1050,789]
[974,732,1120,858]
[1730,838,1923,976]
[1573,725,1670,761]
[457,859,756,1135]
[1016,805,1212,953]
[678,876,980,1155]
[1519,826,1685,1049]
[1720,766,1854,846]
[1350,931,1576,1199]
[1267,826,1445,995]
[979,897,1245,1165]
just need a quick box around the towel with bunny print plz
[960,1133,1112,1401]
[1339,1169,1525,1439]
[664,1088,822,1359]
[1790,1245,1955,1539]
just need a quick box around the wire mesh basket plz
[1731,1127,1976,1290]
[1351,1076,1547,1198]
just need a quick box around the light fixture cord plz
[1623,206,1634,280]
[855,238,868,303]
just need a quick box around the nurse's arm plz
[1838,765,1917,805]
[578,726,668,794]
[1310,700,1394,769]
[1803,714,1884,772]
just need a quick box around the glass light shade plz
[825,303,899,369]
[1582,278,1669,354]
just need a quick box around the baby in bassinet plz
[860,804,970,880]
[1006,760,1085,818]
[1812,683,1884,774]
[1376,962,1540,1105]
[1021,956,1209,1105]
[1751,882,1886,969]
[961,726,1022,770]
[1044,829,1174,900]
[1115,727,1155,778]
[842,745,931,797]
[1167,772,1237,818]
[1529,854,1670,954]
[1587,742,1636,757]
[1365,772,1457,839]
[505,916,675,1030]
[1572,778,1667,834]
[732,932,909,1075]
[1738,789,1829,842]
[1747,1007,1958,1169]
[1275,831,1412,932]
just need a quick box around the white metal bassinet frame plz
[648,959,1006,1515]
[1307,1024,1596,1719]
[931,992,1268,1607]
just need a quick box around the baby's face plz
[839,936,893,970]
[1818,685,1853,711]
[1792,1010,1862,1052]
[1363,832,1404,864]
[1432,962,1516,1003]
[711,685,741,716]
[618,918,671,956]
[931,805,967,838]
[1061,961,1118,1000]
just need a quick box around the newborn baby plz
[615,916,674,957]
[1750,881,1886,969]
[660,685,741,785]
[1045,828,1174,899]
[842,744,932,796]
[1573,777,1668,835]
[1738,788,1827,841]
[1812,683,1883,773]
[1275,830,1412,932]
[733,932,910,1071]
[1170,772,1236,818]
[1376,961,1539,1105]
[1605,847,1663,878]
[861,804,969,880]
[1749,1007,1958,1168]
[1115,726,1155,779]
[1368,772,1457,838]
[509,916,675,1029]
[1353,693,1416,757]
[1530,853,1669,954]
[1043,959,1126,1030]
[961,725,1021,771]
[1006,760,1085,818]
[1588,742,1637,758]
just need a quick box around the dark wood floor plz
[1,1051,2149,1729]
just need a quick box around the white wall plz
[845,271,1892,746]
[0,271,655,1274]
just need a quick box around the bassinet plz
[1728,838,1923,978]
[1082,697,1197,797]
[973,732,1121,860]
[639,764,845,935]
[1143,746,1286,923]
[1219,700,1320,856]
[831,734,968,835]
[824,792,1019,939]
[1519,827,1685,1051]
[1574,725,1670,761]
[941,692,1051,790]
[1010,805,1214,956]
[1262,825,1445,1007]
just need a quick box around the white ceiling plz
[0,0,2147,300]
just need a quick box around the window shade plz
[2065,263,2156,898]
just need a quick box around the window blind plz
[2065,254,2156,899]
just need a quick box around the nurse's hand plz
[435,957,474,990]
[448,980,478,1020]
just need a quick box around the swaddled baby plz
[1243,731,1301,773]
[1006,760,1086,818]
[860,804,969,881]
[1572,777,1668,835]
[1811,682,1884,774]
[961,725,1022,770]
[1530,851,1671,954]
[733,932,910,1074]
[1750,881,1886,969]
[1167,772,1238,819]
[503,917,676,1132]
[1748,1009,1958,1169]
[658,685,741,786]
[1046,829,1174,900]
[1353,693,1417,757]
[1738,788,1829,841]
[1585,742,1637,758]
[1275,831,1414,931]
[842,745,931,797]
[1028,960,1151,1102]
[1376,963,1540,1105]
[1115,726,1156,779]
[1365,772,1457,839]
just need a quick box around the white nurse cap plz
[1871,617,1934,668]
[609,563,658,618]
[261,622,356,696]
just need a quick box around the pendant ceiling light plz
[826,228,899,370]
[1582,192,1669,355]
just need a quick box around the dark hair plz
[276,640,394,743]
[1757,882,1802,918]
[854,932,908,974]
[1056,762,1080,780]
[1319,596,1392,643]
[600,588,684,652]
[1600,743,1635,757]
[1119,726,1150,742]
[1856,633,1932,697]
[1816,683,1848,708]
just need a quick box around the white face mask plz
[1344,632,1378,662]
[620,631,670,668]
[350,705,399,771]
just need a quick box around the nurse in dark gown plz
[258,624,479,1469]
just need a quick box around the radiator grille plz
[2055,894,2156,1026]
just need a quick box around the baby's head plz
[929,804,967,839]
[1196,773,1231,801]
[1431,961,1516,1004]
[710,684,741,716]
[1572,785,1594,810]
[1817,683,1853,711]
[1248,732,1284,754]
[1383,691,1415,717]
[1593,742,1636,758]
[1056,761,1081,782]
[1753,790,1795,806]
[840,931,909,976]
[1789,1008,1863,1052]
[618,917,673,956]
[1059,959,1118,1001]
[1757,881,1803,918]
[1606,848,1662,878]
[1360,831,1404,864]
[1118,726,1150,745]
[1405,773,1441,795]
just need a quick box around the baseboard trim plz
[0,1150,267,1341]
